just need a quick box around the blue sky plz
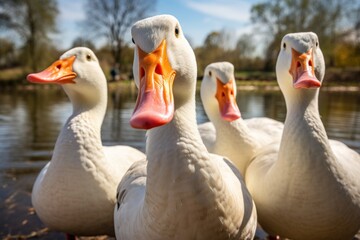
[55,0,261,50]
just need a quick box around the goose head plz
[27,47,107,107]
[130,14,197,129]
[201,62,241,122]
[276,32,325,103]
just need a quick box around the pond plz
[0,84,360,239]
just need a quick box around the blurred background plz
[0,0,359,239]
[0,0,359,84]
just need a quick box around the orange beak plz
[215,78,241,121]
[289,48,321,89]
[27,56,77,84]
[130,40,176,129]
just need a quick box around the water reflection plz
[0,85,359,238]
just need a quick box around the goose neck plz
[144,99,225,213]
[214,118,258,175]
[279,89,334,166]
[65,86,108,129]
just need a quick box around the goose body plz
[27,47,145,236]
[114,15,257,240]
[199,62,283,175]
[245,32,360,239]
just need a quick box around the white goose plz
[27,47,145,236]
[245,32,360,240]
[114,15,257,240]
[198,62,283,175]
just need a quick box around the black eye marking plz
[209,71,212,77]
[86,54,91,61]
[316,41,319,47]
[132,38,135,44]
[283,42,286,49]
[175,26,180,37]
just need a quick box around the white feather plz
[245,32,360,240]
[114,15,257,240]
[31,47,145,236]
[199,62,283,175]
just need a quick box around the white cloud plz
[186,0,251,22]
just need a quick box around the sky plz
[54,0,262,50]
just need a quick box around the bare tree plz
[0,0,58,71]
[84,0,156,70]
[235,34,255,59]
[195,30,237,74]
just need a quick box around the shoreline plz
[1,79,359,93]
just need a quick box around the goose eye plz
[316,41,319,47]
[209,71,212,77]
[175,26,179,38]
[86,54,91,61]
[132,38,135,44]
[283,42,286,49]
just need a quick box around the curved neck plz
[285,89,319,116]
[278,89,335,167]
[66,85,108,129]
[143,95,227,223]
[146,95,209,182]
[51,85,108,167]
[213,117,258,175]
[204,100,259,175]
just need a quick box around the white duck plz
[245,32,360,240]
[27,47,145,236]
[198,61,283,175]
[114,15,257,240]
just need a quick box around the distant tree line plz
[195,0,359,74]
[0,0,154,78]
[0,0,358,81]
[194,30,263,75]
[250,0,360,70]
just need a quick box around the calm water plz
[1,85,360,239]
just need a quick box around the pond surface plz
[0,84,360,239]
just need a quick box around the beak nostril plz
[296,62,301,68]
[231,90,234,95]
[155,63,163,75]
[222,92,225,97]
[140,67,145,79]
[308,60,313,67]
[56,64,61,70]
